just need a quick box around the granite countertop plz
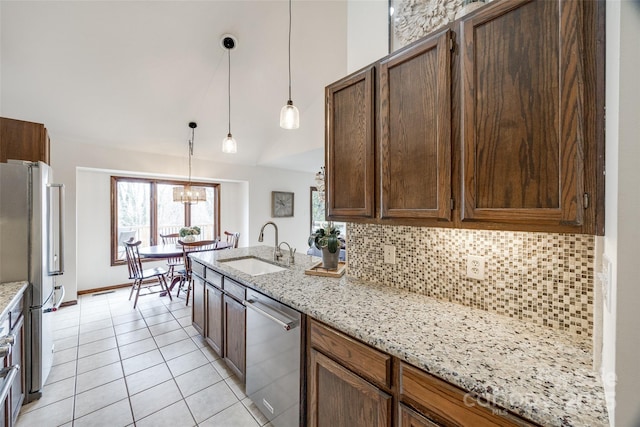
[191,246,608,427]
[0,281,28,321]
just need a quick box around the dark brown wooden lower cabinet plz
[205,282,223,356]
[308,348,392,427]
[400,404,440,427]
[223,296,246,382]
[191,274,205,336]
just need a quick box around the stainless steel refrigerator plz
[0,160,65,403]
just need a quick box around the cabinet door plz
[205,283,223,356]
[0,117,50,164]
[326,66,375,219]
[223,296,246,382]
[308,348,392,427]
[380,29,452,220]
[191,274,206,336]
[460,0,585,226]
[399,404,440,427]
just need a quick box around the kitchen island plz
[190,246,608,427]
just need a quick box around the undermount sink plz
[220,256,287,276]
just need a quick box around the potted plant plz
[308,222,341,270]
[179,226,201,243]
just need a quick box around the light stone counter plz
[0,281,28,321]
[191,246,608,427]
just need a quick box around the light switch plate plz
[383,245,396,264]
[466,255,485,280]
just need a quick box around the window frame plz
[110,176,220,266]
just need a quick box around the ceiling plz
[0,1,349,173]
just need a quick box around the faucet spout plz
[258,221,282,261]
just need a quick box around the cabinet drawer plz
[223,277,245,301]
[206,269,223,287]
[192,261,205,278]
[399,362,534,427]
[309,319,391,390]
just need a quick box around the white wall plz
[347,0,389,73]
[603,1,640,426]
[52,138,316,299]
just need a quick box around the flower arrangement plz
[179,226,201,237]
[308,222,341,254]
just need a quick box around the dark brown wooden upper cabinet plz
[380,29,452,220]
[1,117,50,164]
[460,0,586,226]
[325,66,375,219]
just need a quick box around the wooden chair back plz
[223,231,240,248]
[179,239,218,278]
[123,239,144,280]
[160,232,183,267]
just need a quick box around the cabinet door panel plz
[326,66,375,219]
[205,283,223,356]
[399,404,441,427]
[308,348,391,427]
[223,296,246,382]
[461,0,584,225]
[380,30,452,220]
[191,274,205,336]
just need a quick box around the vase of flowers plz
[308,222,341,270]
[179,226,201,243]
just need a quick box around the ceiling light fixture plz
[279,0,299,129]
[221,35,238,154]
[173,122,207,204]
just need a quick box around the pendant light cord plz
[188,127,194,184]
[287,0,292,102]
[227,48,232,135]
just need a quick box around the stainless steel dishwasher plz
[244,288,301,427]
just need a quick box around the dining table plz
[138,241,232,293]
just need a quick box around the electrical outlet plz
[383,245,396,264]
[466,255,485,280]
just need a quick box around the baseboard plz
[77,282,131,296]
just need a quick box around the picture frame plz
[272,191,294,217]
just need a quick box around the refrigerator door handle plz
[44,285,65,313]
[47,183,65,275]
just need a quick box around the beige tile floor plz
[16,287,271,427]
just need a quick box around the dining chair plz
[178,239,218,306]
[223,231,240,249]
[124,240,172,309]
[160,232,183,280]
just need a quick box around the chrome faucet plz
[258,221,282,261]
[278,241,296,265]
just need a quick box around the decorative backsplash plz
[346,223,594,338]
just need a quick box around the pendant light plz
[280,0,299,129]
[221,35,237,154]
[173,122,207,204]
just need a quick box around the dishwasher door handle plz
[243,299,299,331]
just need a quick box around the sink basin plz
[220,256,287,276]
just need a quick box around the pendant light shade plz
[280,100,299,130]
[280,0,299,129]
[173,122,207,204]
[221,35,238,153]
[222,133,237,154]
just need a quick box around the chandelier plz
[173,122,207,204]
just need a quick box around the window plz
[111,176,220,265]
[310,186,346,237]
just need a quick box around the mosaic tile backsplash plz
[346,223,594,339]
